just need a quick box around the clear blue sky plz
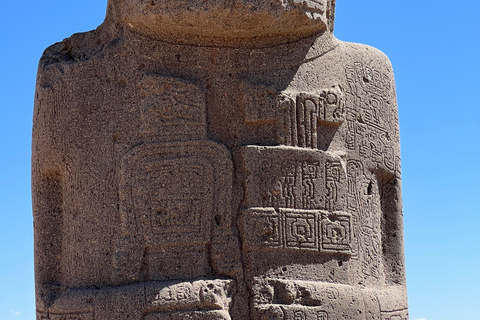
[1,1,479,320]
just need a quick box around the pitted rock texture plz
[33,1,408,319]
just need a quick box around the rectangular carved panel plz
[241,208,351,255]
[237,146,346,211]
[241,82,344,149]
[321,211,352,252]
[137,75,207,142]
[116,141,233,281]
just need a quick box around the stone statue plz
[33,1,408,319]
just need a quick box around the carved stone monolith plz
[33,1,408,319]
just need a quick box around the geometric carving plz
[316,311,328,320]
[346,159,364,212]
[325,161,343,211]
[250,280,408,320]
[241,208,317,251]
[241,208,283,250]
[120,149,213,246]
[346,62,392,98]
[321,211,352,253]
[285,210,317,250]
[242,84,344,149]
[37,280,235,320]
[141,158,211,237]
[148,279,234,312]
[344,61,398,176]
[238,146,346,211]
[241,208,351,254]
[116,141,232,280]
[251,279,375,319]
[292,89,345,148]
[360,227,381,279]
[138,75,206,142]
[346,157,383,278]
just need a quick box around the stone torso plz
[33,20,407,320]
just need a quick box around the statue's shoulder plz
[334,40,399,120]
[337,40,395,75]
[38,23,117,73]
[39,31,94,70]
[36,24,118,91]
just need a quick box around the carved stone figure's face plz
[107,0,333,46]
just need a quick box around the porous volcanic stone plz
[32,1,408,319]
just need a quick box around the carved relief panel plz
[137,75,207,142]
[237,146,352,258]
[115,141,233,282]
[241,208,351,255]
[344,62,400,176]
[238,146,346,211]
[241,82,344,149]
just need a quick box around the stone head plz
[105,0,336,46]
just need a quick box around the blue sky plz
[1,1,479,319]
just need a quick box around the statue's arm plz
[343,41,406,286]
[32,45,67,307]
[377,52,406,286]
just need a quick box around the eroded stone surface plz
[33,1,407,319]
